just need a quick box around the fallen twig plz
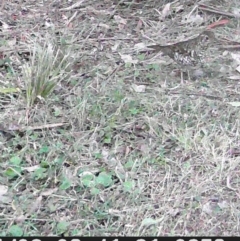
[199,4,238,18]
[218,45,240,50]
[0,122,68,133]
[60,0,85,11]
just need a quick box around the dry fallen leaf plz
[135,19,143,32]
[0,20,10,30]
[120,54,138,64]
[218,200,229,209]
[228,102,240,107]
[0,185,11,203]
[228,75,240,80]
[111,42,120,52]
[99,23,110,29]
[236,65,240,73]
[24,164,40,172]
[161,3,171,18]
[41,188,58,196]
[28,195,42,214]
[181,14,204,24]
[231,53,240,64]
[0,185,8,196]
[114,15,127,30]
[202,202,213,215]
[131,84,146,93]
[114,15,127,25]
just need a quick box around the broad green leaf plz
[59,177,72,190]
[81,173,95,187]
[32,167,47,180]
[5,167,22,179]
[57,221,70,234]
[10,156,22,165]
[96,172,112,187]
[123,180,135,192]
[8,225,23,236]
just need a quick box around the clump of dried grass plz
[22,35,72,107]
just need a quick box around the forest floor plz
[1,0,240,236]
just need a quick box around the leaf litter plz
[0,0,240,236]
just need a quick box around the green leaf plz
[32,167,47,180]
[104,136,111,144]
[124,160,134,169]
[152,63,160,70]
[96,172,112,187]
[40,161,50,168]
[8,225,23,236]
[59,177,72,190]
[141,217,163,227]
[71,229,81,236]
[53,157,64,165]
[10,156,22,165]
[129,108,139,115]
[94,153,102,159]
[39,145,49,154]
[5,167,22,179]
[123,180,135,192]
[81,173,95,187]
[137,54,145,61]
[57,221,70,234]
[90,187,100,195]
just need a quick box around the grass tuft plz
[22,37,71,106]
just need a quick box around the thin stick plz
[199,4,238,18]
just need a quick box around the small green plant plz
[8,225,23,236]
[31,167,47,180]
[59,176,72,190]
[56,221,70,235]
[4,156,22,179]
[22,36,71,106]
